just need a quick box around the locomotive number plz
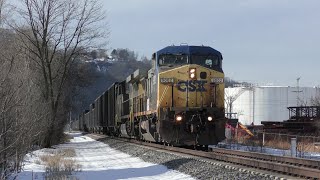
[160,78,175,84]
[211,77,224,83]
[177,80,207,92]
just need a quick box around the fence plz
[222,130,320,159]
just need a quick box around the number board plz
[160,78,175,84]
[211,77,224,84]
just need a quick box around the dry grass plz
[264,140,291,150]
[264,139,320,153]
[57,149,76,157]
[39,148,81,180]
[240,138,320,153]
[297,142,320,153]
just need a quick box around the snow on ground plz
[17,133,194,180]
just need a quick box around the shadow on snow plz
[17,158,192,180]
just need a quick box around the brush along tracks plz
[89,134,320,179]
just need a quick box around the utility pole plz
[292,77,303,107]
[296,77,302,106]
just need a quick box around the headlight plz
[208,116,213,121]
[176,115,183,121]
[189,68,196,79]
[190,73,195,78]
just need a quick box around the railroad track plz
[88,133,320,179]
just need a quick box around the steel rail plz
[209,147,320,169]
[89,134,320,179]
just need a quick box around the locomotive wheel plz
[125,121,132,136]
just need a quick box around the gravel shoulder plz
[93,135,302,180]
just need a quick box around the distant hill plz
[225,77,251,88]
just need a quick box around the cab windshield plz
[158,54,188,67]
[191,55,220,69]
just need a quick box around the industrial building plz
[225,85,320,125]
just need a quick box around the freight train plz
[72,45,226,146]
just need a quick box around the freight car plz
[75,45,226,146]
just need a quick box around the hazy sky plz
[104,0,320,86]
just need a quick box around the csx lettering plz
[177,80,207,92]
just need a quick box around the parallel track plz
[89,133,320,179]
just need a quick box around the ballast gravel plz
[98,137,285,180]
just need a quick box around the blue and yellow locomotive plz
[74,45,226,146]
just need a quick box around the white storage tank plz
[225,86,320,125]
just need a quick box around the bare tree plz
[0,0,5,25]
[0,2,21,175]
[311,88,320,132]
[225,88,245,119]
[0,28,40,179]
[10,0,108,147]
[0,1,108,176]
[0,27,43,178]
[311,89,320,106]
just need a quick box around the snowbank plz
[16,133,194,180]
